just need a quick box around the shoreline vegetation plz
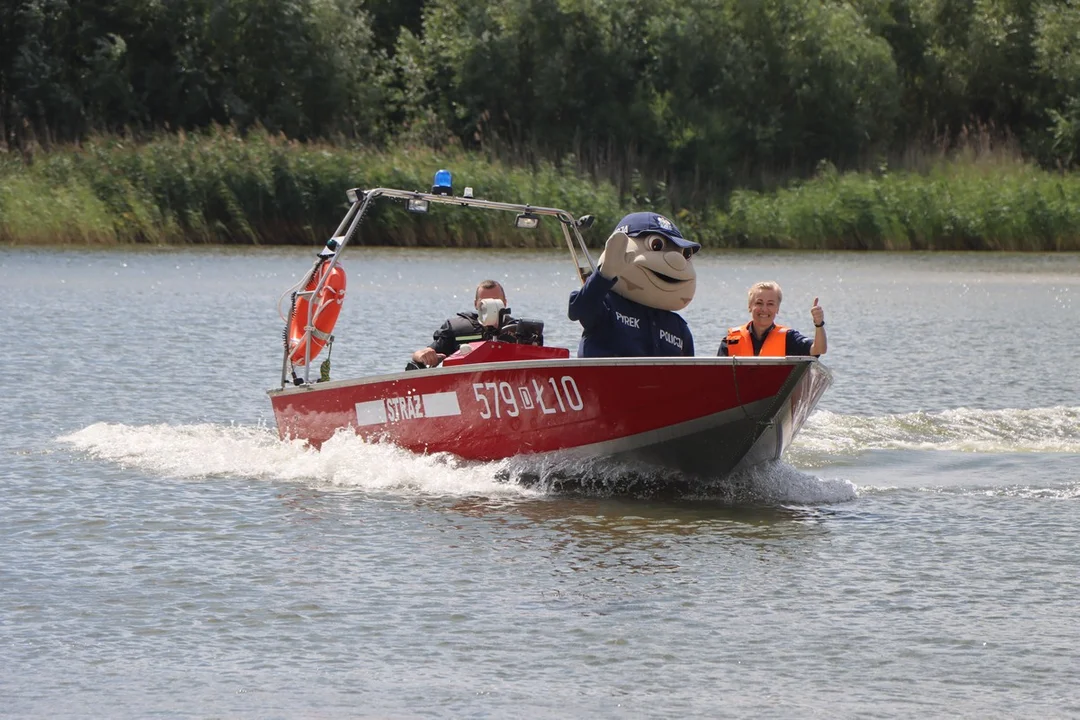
[6,2,1080,251]
[2,129,1080,251]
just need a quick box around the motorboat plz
[269,171,832,489]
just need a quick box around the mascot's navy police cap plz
[616,212,700,251]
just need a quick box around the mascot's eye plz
[682,248,693,260]
[649,237,664,252]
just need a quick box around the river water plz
[2,245,1078,718]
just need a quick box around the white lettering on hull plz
[354,391,461,426]
[355,377,580,426]
[473,376,585,420]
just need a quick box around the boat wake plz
[54,406,1079,504]
[494,455,856,504]
[57,422,532,498]
[789,406,1080,466]
[57,421,854,504]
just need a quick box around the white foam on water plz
[910,482,1080,500]
[724,461,859,505]
[57,422,538,498]
[789,406,1080,460]
[988,483,1080,500]
[57,422,859,505]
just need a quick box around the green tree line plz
[4,0,1080,210]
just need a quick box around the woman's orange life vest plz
[725,323,788,357]
[287,260,347,365]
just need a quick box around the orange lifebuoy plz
[287,261,347,365]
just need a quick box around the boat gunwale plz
[267,355,825,397]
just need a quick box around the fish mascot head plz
[597,212,699,311]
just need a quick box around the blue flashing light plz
[432,169,452,195]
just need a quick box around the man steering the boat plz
[568,212,699,357]
[409,279,518,369]
[718,281,828,357]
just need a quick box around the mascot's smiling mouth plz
[642,268,689,286]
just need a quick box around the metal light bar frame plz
[280,186,598,387]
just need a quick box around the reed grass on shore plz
[719,158,1080,251]
[2,129,1079,251]
[0,129,623,248]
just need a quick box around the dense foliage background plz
[3,0,1080,249]
[5,0,1080,201]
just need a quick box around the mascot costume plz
[568,212,699,357]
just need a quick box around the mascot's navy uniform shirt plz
[568,272,695,358]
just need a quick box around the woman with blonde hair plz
[717,281,827,357]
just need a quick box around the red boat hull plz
[268,344,832,484]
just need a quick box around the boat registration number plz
[353,376,584,426]
[472,376,583,420]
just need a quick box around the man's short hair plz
[475,279,505,301]
[748,281,782,305]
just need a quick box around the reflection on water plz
[441,494,833,543]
